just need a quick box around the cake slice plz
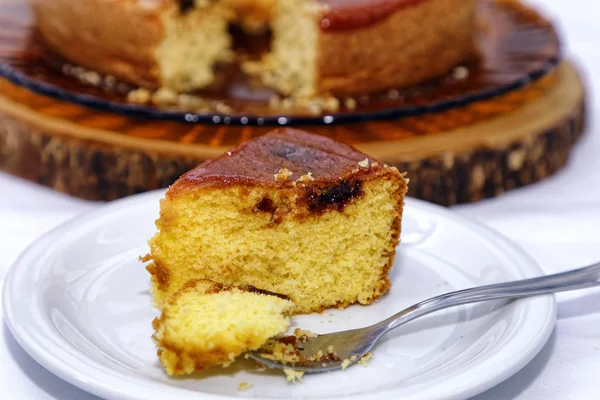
[152,279,293,375]
[146,128,408,314]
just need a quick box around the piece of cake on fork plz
[152,279,294,375]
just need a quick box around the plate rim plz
[2,191,557,400]
[0,58,558,127]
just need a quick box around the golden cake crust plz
[32,0,167,89]
[32,0,477,95]
[316,0,478,95]
[167,128,386,197]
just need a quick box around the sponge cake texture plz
[146,128,408,314]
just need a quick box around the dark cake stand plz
[0,0,587,205]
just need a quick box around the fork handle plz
[383,262,600,332]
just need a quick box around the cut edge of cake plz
[157,2,235,92]
[144,128,409,315]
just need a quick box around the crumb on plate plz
[284,368,304,383]
[238,382,253,391]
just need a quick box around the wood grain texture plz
[0,62,586,205]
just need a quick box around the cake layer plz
[147,129,408,314]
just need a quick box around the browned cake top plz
[171,0,428,30]
[319,0,427,30]
[168,128,384,197]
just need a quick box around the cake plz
[259,0,478,97]
[32,0,478,97]
[145,128,408,314]
[152,279,294,375]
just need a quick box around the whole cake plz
[145,128,408,314]
[32,0,478,97]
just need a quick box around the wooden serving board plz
[0,0,588,205]
[0,62,585,205]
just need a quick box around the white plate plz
[3,191,556,400]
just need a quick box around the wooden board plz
[0,0,587,205]
[0,62,586,205]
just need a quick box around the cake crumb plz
[265,91,341,114]
[257,338,301,364]
[127,88,152,104]
[294,328,318,339]
[387,89,401,100]
[296,172,315,183]
[127,86,219,111]
[358,352,374,367]
[308,103,322,115]
[274,168,293,182]
[152,87,178,105]
[341,355,358,370]
[358,159,369,168]
[238,382,253,391]
[322,96,340,111]
[213,101,234,114]
[81,70,102,86]
[284,368,304,383]
[344,97,357,109]
[452,66,469,80]
[104,75,117,88]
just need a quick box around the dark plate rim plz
[0,56,560,127]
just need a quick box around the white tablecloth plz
[1,1,600,399]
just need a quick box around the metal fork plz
[249,262,600,373]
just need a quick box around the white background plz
[1,0,599,398]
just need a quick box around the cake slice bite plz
[152,279,293,375]
[147,128,408,314]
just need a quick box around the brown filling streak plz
[178,0,195,13]
[253,180,363,222]
[238,285,291,300]
[305,180,363,213]
[254,197,277,214]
